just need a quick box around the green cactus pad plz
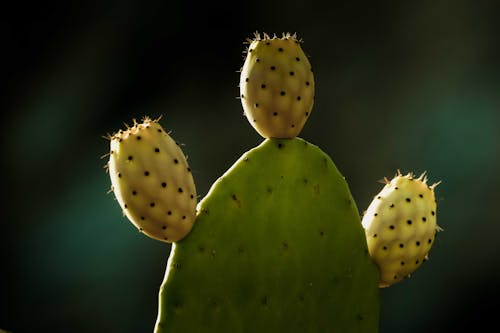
[155,138,380,332]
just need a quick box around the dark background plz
[3,0,500,332]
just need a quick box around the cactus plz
[362,172,442,287]
[240,33,314,138]
[105,32,442,332]
[154,138,379,332]
[107,117,197,243]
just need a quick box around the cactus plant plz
[362,171,442,287]
[105,32,441,332]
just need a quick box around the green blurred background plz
[3,0,500,332]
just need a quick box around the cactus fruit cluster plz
[105,32,442,332]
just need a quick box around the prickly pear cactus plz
[362,172,441,287]
[154,138,380,332]
[107,117,197,243]
[104,31,442,333]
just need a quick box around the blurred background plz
[2,0,499,332]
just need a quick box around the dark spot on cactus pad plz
[395,187,399,190]
[255,103,259,108]
[261,84,266,89]
[422,217,427,222]
[270,66,276,70]
[390,203,395,208]
[416,241,421,246]
[238,246,245,254]
[278,143,283,149]
[266,41,270,45]
[374,213,378,216]
[249,48,253,52]
[303,178,308,184]
[162,225,166,230]
[280,91,286,96]
[383,246,388,250]
[401,261,405,266]
[150,202,155,207]
[182,215,186,220]
[174,158,179,164]
[389,225,395,230]
[319,230,325,237]
[273,112,278,116]
[298,294,305,302]
[278,47,283,52]
[118,173,122,178]
[245,77,249,82]
[290,71,295,76]
[306,81,310,86]
[431,211,435,216]
[261,296,268,306]
[399,243,404,248]
[178,187,183,193]
[373,234,377,237]
[377,196,381,199]
[296,57,300,61]
[291,124,295,127]
[267,186,273,193]
[155,147,160,153]
[139,227,143,231]
[132,190,137,195]
[305,112,309,116]
[297,96,301,101]
[198,245,205,253]
[190,194,194,199]
[136,136,141,140]
[428,238,432,244]
[394,275,398,280]
[187,167,191,172]
[406,198,411,202]
[161,182,167,188]
[357,314,364,321]
[419,194,424,198]
[128,155,133,161]
[282,241,288,249]
[241,94,245,99]
[407,219,412,225]
[256,58,260,62]
[157,128,162,133]
[144,171,150,176]
[416,259,420,264]
[167,211,172,215]
[140,216,145,220]
[124,204,128,208]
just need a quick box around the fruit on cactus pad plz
[239,32,315,139]
[107,117,197,243]
[362,171,442,287]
